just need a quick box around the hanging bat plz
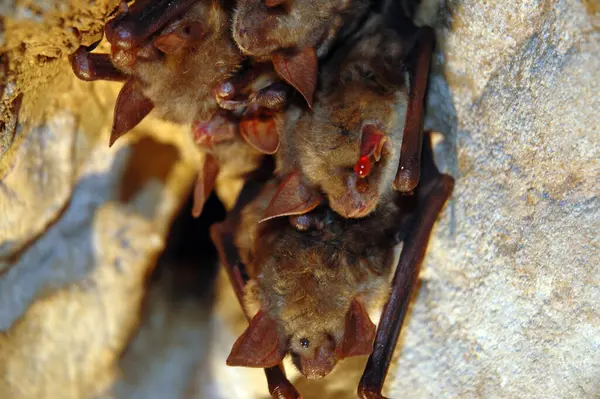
[232,0,370,59]
[69,0,280,217]
[211,131,455,398]
[70,0,243,146]
[270,16,433,221]
[229,0,370,108]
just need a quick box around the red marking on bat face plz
[354,156,372,178]
[360,127,385,158]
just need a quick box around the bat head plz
[232,0,338,57]
[288,298,376,379]
[291,83,406,218]
[227,299,376,380]
[108,0,243,126]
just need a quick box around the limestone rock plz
[387,0,599,398]
[0,2,199,397]
[0,0,597,398]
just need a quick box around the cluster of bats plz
[70,0,454,397]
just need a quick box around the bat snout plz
[233,4,283,56]
[292,340,338,380]
[329,175,378,218]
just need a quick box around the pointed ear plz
[360,124,388,161]
[191,154,220,218]
[272,47,317,108]
[153,22,205,54]
[226,310,285,368]
[239,114,279,154]
[153,32,188,54]
[337,299,376,359]
[110,78,154,147]
[261,171,322,222]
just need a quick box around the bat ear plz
[240,114,280,154]
[153,22,205,54]
[191,154,220,218]
[360,124,388,161]
[227,310,285,368]
[261,171,322,222]
[153,32,188,54]
[337,299,376,359]
[272,47,317,108]
[111,78,154,147]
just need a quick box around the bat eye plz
[179,22,205,41]
[290,215,312,231]
[300,338,310,348]
[354,156,372,178]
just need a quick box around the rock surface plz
[0,0,598,399]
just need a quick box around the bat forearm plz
[394,27,435,193]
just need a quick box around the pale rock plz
[0,0,598,398]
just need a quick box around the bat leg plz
[393,27,436,193]
[209,159,299,399]
[70,45,127,82]
[358,133,454,399]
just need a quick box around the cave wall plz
[0,0,597,398]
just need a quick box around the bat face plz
[232,0,368,58]
[228,201,400,379]
[288,81,407,218]
[108,0,243,124]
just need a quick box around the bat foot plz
[357,386,388,399]
[393,156,421,193]
[271,383,302,399]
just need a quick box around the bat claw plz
[357,387,387,399]
[271,384,301,399]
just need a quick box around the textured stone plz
[0,2,199,397]
[386,0,599,398]
[206,0,600,398]
[0,0,598,399]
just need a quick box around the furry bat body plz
[71,0,281,216]
[211,132,454,397]
[232,0,371,59]
[71,0,243,145]
[229,0,372,107]
[273,13,424,219]
[214,179,401,379]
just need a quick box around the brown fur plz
[232,0,370,58]
[278,13,416,218]
[114,0,243,124]
[233,182,403,378]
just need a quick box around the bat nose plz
[293,341,337,379]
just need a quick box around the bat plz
[230,0,371,108]
[70,0,243,146]
[272,14,432,220]
[210,156,302,399]
[69,0,276,217]
[190,118,267,218]
[232,0,370,59]
[211,131,454,398]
